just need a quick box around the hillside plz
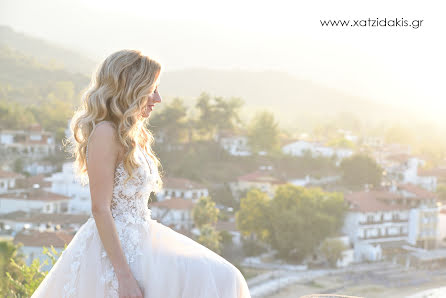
[0,25,96,75]
[0,25,418,133]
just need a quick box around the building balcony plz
[358,218,408,225]
[358,233,408,240]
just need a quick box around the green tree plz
[340,153,383,189]
[320,238,347,267]
[247,110,280,155]
[236,188,271,242]
[213,96,244,133]
[0,240,65,297]
[268,185,346,261]
[0,240,25,295]
[197,224,222,254]
[195,92,216,139]
[149,97,189,145]
[194,92,244,140]
[192,196,219,229]
[437,184,446,202]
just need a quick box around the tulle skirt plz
[31,216,251,298]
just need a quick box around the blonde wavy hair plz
[63,49,163,192]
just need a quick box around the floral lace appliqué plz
[65,142,160,297]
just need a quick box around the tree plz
[192,196,219,229]
[211,184,238,210]
[437,184,446,202]
[149,97,189,146]
[340,153,383,189]
[194,92,244,140]
[320,238,347,267]
[247,110,280,155]
[191,196,222,254]
[267,185,346,261]
[197,224,222,254]
[236,188,271,242]
[0,240,65,297]
[213,96,244,133]
[195,92,216,139]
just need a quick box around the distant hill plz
[0,45,89,105]
[0,25,96,75]
[160,68,413,131]
[0,25,416,132]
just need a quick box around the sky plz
[1,0,445,125]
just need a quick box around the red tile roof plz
[13,229,74,248]
[0,169,24,179]
[28,123,43,132]
[150,198,196,210]
[397,183,437,199]
[19,174,52,188]
[0,189,70,201]
[0,210,90,224]
[418,167,446,178]
[345,183,437,213]
[345,190,407,212]
[237,170,285,185]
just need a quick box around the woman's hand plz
[118,273,144,298]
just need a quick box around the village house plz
[0,123,56,157]
[343,182,439,262]
[0,169,24,193]
[157,177,209,202]
[229,168,286,200]
[149,197,196,233]
[45,162,91,214]
[281,139,353,166]
[214,130,251,156]
[13,229,74,271]
[0,187,70,215]
[0,210,89,235]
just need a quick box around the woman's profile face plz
[141,80,161,118]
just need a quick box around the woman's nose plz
[154,92,162,103]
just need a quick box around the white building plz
[343,182,439,262]
[46,162,91,214]
[381,156,437,192]
[437,207,446,247]
[23,160,58,176]
[158,177,209,202]
[229,169,286,200]
[0,123,56,157]
[13,229,74,271]
[288,174,341,187]
[0,169,24,194]
[361,136,385,148]
[0,188,70,215]
[214,130,251,156]
[281,139,353,166]
[149,197,195,232]
[0,210,89,235]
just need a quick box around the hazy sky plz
[1,0,445,124]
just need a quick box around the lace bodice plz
[86,121,161,224]
[60,121,163,297]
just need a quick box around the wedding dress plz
[31,121,251,298]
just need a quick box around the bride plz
[31,49,251,298]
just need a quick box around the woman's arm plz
[86,123,132,280]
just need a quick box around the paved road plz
[246,261,445,298]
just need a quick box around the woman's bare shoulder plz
[88,121,122,164]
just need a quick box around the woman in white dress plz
[31,49,251,298]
